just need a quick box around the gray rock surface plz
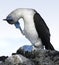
[0,46,59,65]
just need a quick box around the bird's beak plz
[3,19,7,21]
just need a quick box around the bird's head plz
[3,10,24,34]
[3,14,18,24]
[3,9,21,25]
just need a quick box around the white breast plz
[23,10,39,44]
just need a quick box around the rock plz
[0,56,8,62]
[5,54,34,65]
[0,45,59,65]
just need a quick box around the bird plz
[3,8,54,50]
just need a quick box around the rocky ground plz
[0,45,59,65]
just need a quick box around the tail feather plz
[45,42,55,50]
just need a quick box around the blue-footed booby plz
[3,8,54,50]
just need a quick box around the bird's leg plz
[32,39,44,50]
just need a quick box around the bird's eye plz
[7,16,13,21]
[7,19,13,21]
